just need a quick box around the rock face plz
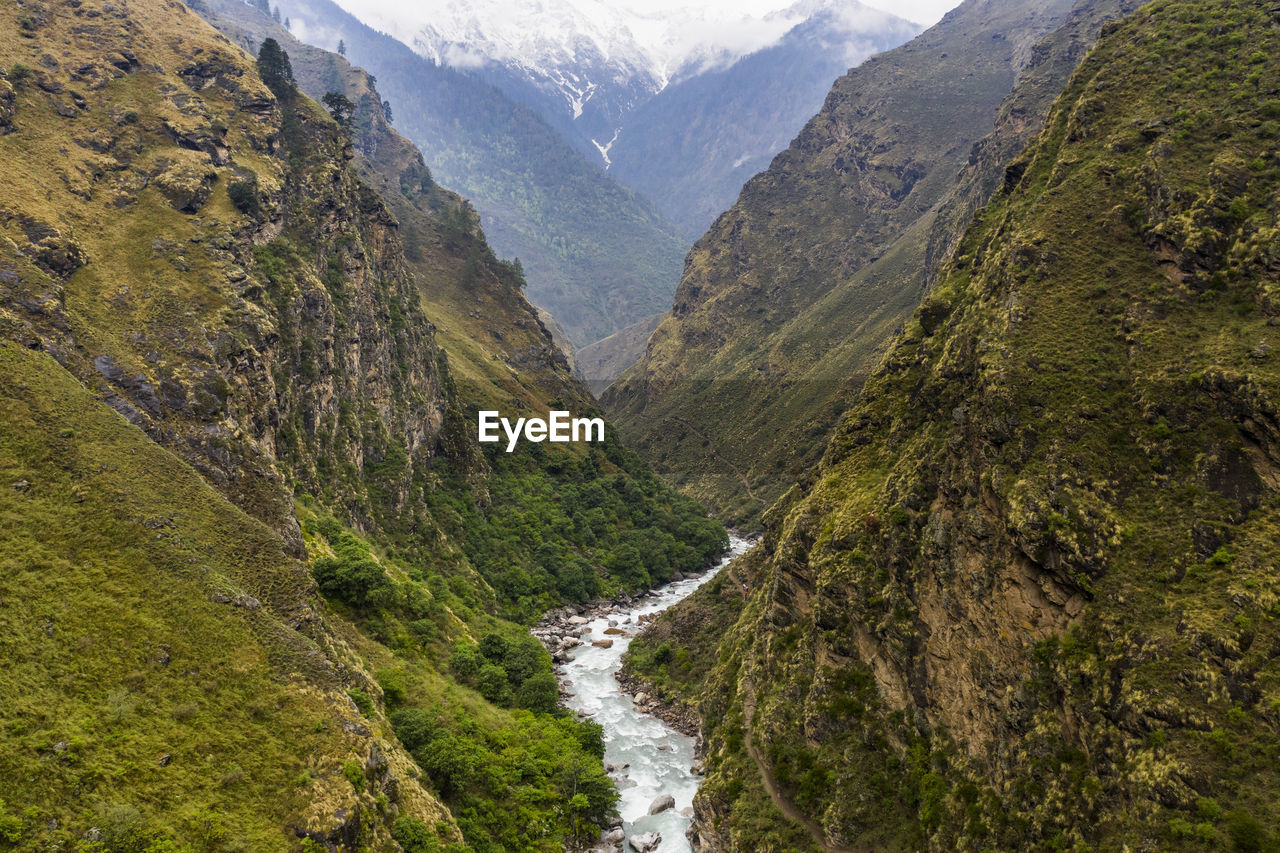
[690,1,1280,849]
[605,0,1142,529]
[0,7,472,564]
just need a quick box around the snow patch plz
[592,128,621,167]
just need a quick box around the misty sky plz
[617,0,961,27]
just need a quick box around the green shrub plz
[391,815,440,853]
[1225,810,1269,852]
[448,642,480,679]
[390,707,438,752]
[348,688,374,716]
[0,800,22,843]
[516,671,559,714]
[227,176,261,216]
[376,669,406,708]
[476,663,511,705]
[342,759,365,793]
[313,555,396,608]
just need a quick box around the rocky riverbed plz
[532,536,751,852]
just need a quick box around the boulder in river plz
[648,794,676,814]
[592,639,614,649]
[604,627,628,635]
[629,832,661,853]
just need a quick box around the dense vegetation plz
[661,0,1280,849]
[300,513,619,851]
[430,433,727,623]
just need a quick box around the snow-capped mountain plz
[331,0,913,160]
[610,0,921,237]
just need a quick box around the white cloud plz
[616,0,958,26]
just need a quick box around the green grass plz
[0,342,377,850]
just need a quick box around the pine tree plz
[337,39,346,57]
[322,91,355,128]
[271,5,280,22]
[256,38,294,96]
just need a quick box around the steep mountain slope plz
[0,0,723,847]
[0,341,463,851]
[605,0,1136,529]
[608,2,920,240]
[645,0,1280,847]
[575,312,664,396]
[202,0,580,412]
[271,0,689,347]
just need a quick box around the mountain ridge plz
[604,0,1128,528]
[275,0,691,347]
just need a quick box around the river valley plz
[541,536,751,852]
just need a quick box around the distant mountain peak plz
[332,0,913,139]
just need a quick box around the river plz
[555,535,752,852]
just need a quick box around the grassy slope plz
[574,312,664,396]
[0,341,461,850]
[690,1,1280,849]
[604,0,1129,530]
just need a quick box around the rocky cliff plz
[684,1,1280,848]
[605,0,1139,529]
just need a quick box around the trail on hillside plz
[740,678,859,853]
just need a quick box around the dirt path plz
[724,564,749,599]
[740,678,857,853]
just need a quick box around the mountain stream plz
[552,535,751,852]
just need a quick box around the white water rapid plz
[556,535,751,852]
